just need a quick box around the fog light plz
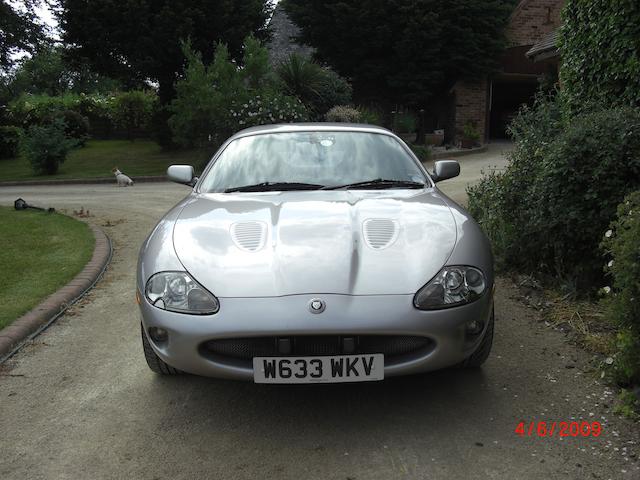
[148,327,168,343]
[466,320,484,336]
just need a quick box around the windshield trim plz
[194,129,434,194]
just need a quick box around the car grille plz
[201,335,432,363]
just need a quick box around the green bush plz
[61,110,90,145]
[358,106,383,125]
[276,54,352,118]
[111,90,155,140]
[560,0,640,110]
[75,92,114,120]
[394,111,416,133]
[601,191,640,385]
[8,93,69,128]
[312,68,352,117]
[0,126,22,159]
[7,91,158,140]
[463,122,480,141]
[408,144,431,162]
[6,95,91,145]
[21,120,77,175]
[468,98,640,289]
[468,95,562,271]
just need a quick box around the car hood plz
[172,190,457,297]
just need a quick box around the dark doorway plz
[489,77,539,139]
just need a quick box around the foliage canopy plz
[282,0,514,107]
[60,0,271,102]
[3,46,121,98]
[0,0,46,70]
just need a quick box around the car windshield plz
[198,131,428,193]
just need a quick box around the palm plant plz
[276,54,325,108]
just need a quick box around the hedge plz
[559,0,640,110]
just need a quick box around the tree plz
[0,0,47,71]
[282,0,514,109]
[59,0,271,103]
[5,46,70,96]
[169,37,309,149]
[1,45,122,107]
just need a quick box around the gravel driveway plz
[0,147,638,479]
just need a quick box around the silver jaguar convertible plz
[137,124,494,383]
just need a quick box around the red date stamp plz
[515,421,602,438]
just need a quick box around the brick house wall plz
[451,0,565,145]
[506,0,564,46]
[452,79,489,145]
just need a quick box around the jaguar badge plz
[308,298,326,314]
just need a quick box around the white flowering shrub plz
[230,93,309,128]
[325,105,361,123]
[601,191,640,385]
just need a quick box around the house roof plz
[526,30,560,61]
[509,0,532,22]
[267,5,314,65]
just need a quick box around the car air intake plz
[230,221,267,251]
[363,218,399,250]
[201,335,432,364]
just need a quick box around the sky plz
[7,0,59,62]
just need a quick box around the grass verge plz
[0,207,95,330]
[0,139,210,182]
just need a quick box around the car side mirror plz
[432,160,460,183]
[167,165,196,186]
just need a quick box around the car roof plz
[231,123,395,139]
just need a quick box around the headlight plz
[145,271,219,315]
[414,266,486,310]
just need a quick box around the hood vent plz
[363,218,399,250]
[230,222,267,252]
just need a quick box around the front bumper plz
[139,290,494,380]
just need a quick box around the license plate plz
[253,354,384,384]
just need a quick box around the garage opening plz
[489,76,540,139]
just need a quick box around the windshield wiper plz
[224,182,326,193]
[321,178,426,190]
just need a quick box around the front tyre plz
[141,324,181,375]
[460,308,494,368]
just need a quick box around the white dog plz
[112,167,134,187]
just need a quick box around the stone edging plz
[431,145,488,160]
[0,224,112,361]
[0,175,167,187]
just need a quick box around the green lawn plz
[0,140,209,182]
[0,207,95,330]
